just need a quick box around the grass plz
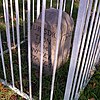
[0,0,100,100]
[79,65,100,100]
[0,82,18,100]
[0,41,69,100]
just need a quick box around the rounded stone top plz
[31,8,74,75]
[38,8,74,34]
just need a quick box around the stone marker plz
[31,8,74,75]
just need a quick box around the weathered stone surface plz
[95,57,100,70]
[31,8,74,74]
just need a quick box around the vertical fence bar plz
[37,0,40,19]
[82,23,100,89]
[50,0,63,100]
[50,0,52,8]
[87,29,99,80]
[74,0,98,98]
[71,0,93,98]
[86,29,100,83]
[70,0,91,99]
[57,0,59,9]
[23,0,25,40]
[32,0,34,22]
[0,33,7,83]
[3,0,6,28]
[27,0,32,99]
[4,0,15,87]
[83,4,100,86]
[82,40,100,89]
[64,0,88,99]
[10,0,15,46]
[15,0,23,92]
[70,0,74,16]
[63,0,66,11]
[39,0,46,100]
[81,1,98,88]
[80,4,100,90]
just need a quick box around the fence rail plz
[0,0,99,100]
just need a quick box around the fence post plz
[64,0,88,100]
[50,0,63,100]
[0,33,7,83]
[39,0,46,100]
[4,0,15,88]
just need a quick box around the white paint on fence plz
[0,33,7,82]
[83,4,100,87]
[39,0,46,100]
[27,0,32,99]
[10,0,15,45]
[4,0,15,88]
[0,0,99,100]
[70,0,74,16]
[57,0,59,9]
[32,0,34,22]
[37,0,40,19]
[0,79,29,99]
[75,0,99,96]
[64,0,88,99]
[50,0,63,100]
[1,40,25,55]
[23,0,26,39]
[78,0,94,90]
[63,0,66,11]
[70,0,90,99]
[50,0,52,8]
[15,0,23,93]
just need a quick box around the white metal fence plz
[0,0,100,100]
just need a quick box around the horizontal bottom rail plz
[0,40,26,55]
[0,78,30,100]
